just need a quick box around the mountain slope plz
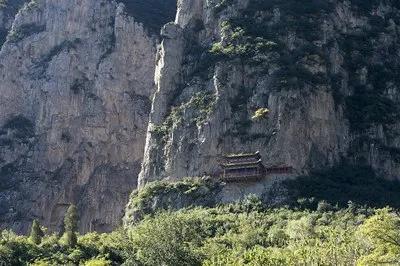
[139,0,400,189]
[2,0,400,234]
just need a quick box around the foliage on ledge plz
[123,177,223,227]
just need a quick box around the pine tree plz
[29,219,43,245]
[64,204,78,247]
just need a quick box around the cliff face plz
[0,0,28,46]
[139,0,400,188]
[3,0,400,233]
[0,0,175,233]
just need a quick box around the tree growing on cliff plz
[29,220,43,245]
[64,204,78,247]
[252,108,269,120]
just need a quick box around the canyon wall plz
[139,0,400,188]
[0,0,175,233]
[2,0,400,233]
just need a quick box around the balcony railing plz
[222,173,263,182]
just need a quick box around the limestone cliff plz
[0,0,29,46]
[139,0,400,190]
[3,0,400,234]
[0,0,175,233]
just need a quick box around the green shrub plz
[124,178,222,225]
[358,208,400,265]
[252,108,269,120]
[152,92,216,138]
[130,210,208,266]
[84,257,111,266]
[3,205,400,265]
[63,205,78,247]
[29,220,43,245]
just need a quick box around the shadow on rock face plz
[118,0,177,35]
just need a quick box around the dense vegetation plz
[124,177,222,225]
[3,197,400,265]
[4,166,400,265]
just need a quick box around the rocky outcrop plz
[0,0,175,233]
[124,177,223,226]
[139,0,400,190]
[125,176,290,227]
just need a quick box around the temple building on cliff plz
[219,151,293,182]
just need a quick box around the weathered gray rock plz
[3,0,400,234]
[139,0,400,193]
[0,0,28,46]
[0,0,175,233]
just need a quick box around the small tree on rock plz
[29,219,44,245]
[64,204,78,247]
